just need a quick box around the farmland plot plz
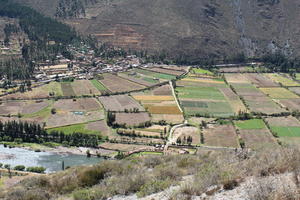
[176,76,242,117]
[72,80,101,96]
[147,67,185,76]
[99,95,144,112]
[202,124,239,148]
[99,73,145,93]
[279,99,300,111]
[260,87,299,99]
[135,68,176,80]
[132,84,183,124]
[288,87,300,96]
[172,126,200,145]
[53,98,101,111]
[118,72,157,87]
[264,73,300,87]
[244,73,278,87]
[266,116,300,139]
[115,113,151,127]
[224,73,250,84]
[1,82,63,100]
[218,67,254,73]
[234,119,277,149]
[231,83,285,114]
[61,82,76,97]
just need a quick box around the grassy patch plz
[191,68,213,75]
[90,80,108,92]
[23,101,53,119]
[47,123,100,135]
[142,77,159,84]
[235,119,266,130]
[270,126,300,137]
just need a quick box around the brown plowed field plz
[99,95,144,112]
[203,124,239,148]
[99,73,145,93]
[115,113,151,126]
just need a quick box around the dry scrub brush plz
[3,146,300,200]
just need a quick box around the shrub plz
[14,165,26,171]
[26,166,46,173]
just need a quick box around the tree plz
[176,137,182,145]
[51,108,57,114]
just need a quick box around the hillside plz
[1,146,300,200]
[11,0,300,61]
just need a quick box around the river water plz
[0,145,103,173]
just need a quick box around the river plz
[0,145,103,173]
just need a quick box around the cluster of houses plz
[33,44,144,82]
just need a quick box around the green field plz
[270,126,300,137]
[135,69,176,80]
[235,119,266,130]
[142,77,159,84]
[191,68,213,75]
[184,101,234,117]
[176,87,226,100]
[47,123,100,135]
[90,79,108,92]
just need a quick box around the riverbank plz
[0,142,117,158]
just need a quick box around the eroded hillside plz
[11,0,300,60]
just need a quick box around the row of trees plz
[0,121,99,147]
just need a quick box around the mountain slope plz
[11,0,300,60]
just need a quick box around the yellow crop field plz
[265,74,300,87]
[260,87,299,99]
[133,95,174,101]
[145,105,182,114]
[182,78,224,84]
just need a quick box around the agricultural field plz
[72,80,101,96]
[61,82,76,96]
[288,87,300,96]
[176,75,245,117]
[135,68,176,80]
[118,71,159,87]
[172,126,200,145]
[265,116,300,139]
[1,82,63,100]
[234,119,277,149]
[264,73,300,87]
[259,87,299,99]
[132,84,184,124]
[235,119,266,130]
[0,100,49,116]
[244,73,279,87]
[46,123,100,135]
[118,125,168,138]
[90,79,109,93]
[191,68,214,75]
[146,67,185,76]
[99,95,144,112]
[43,98,104,128]
[115,113,151,127]
[229,80,285,114]
[202,124,239,148]
[218,67,254,73]
[99,73,145,93]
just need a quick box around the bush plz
[26,166,46,173]
[14,165,26,171]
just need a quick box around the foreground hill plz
[1,146,300,200]
[11,0,300,60]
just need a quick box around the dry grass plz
[133,95,174,101]
[3,146,300,200]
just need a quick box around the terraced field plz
[132,84,184,124]
[176,75,245,117]
[234,119,277,149]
